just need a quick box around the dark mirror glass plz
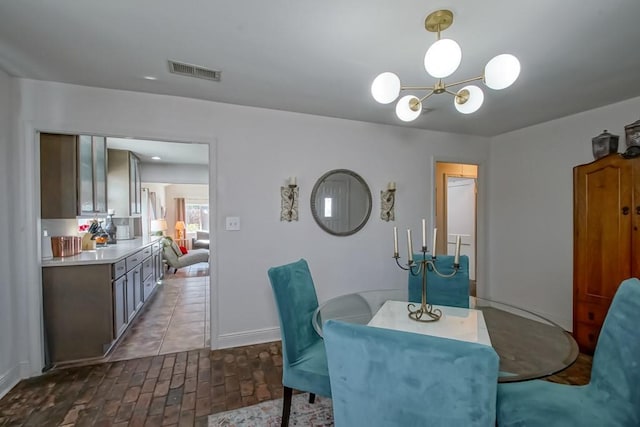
[310,169,372,236]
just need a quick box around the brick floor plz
[0,342,591,426]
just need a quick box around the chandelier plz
[371,10,521,122]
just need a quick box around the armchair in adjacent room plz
[497,278,640,427]
[267,259,331,427]
[192,230,209,249]
[161,237,209,273]
[408,254,470,308]
[323,320,499,427]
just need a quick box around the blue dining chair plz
[408,254,470,308]
[323,320,499,427]
[497,277,640,427]
[267,259,331,427]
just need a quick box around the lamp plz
[280,176,299,222]
[380,181,396,221]
[150,219,168,236]
[371,9,521,121]
[174,220,186,239]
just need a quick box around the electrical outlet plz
[225,216,240,231]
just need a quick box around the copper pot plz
[51,236,76,257]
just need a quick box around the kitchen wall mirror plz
[310,169,372,236]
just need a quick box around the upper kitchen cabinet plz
[40,133,108,219]
[78,135,108,215]
[108,149,142,217]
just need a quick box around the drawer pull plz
[588,312,594,321]
[636,206,640,215]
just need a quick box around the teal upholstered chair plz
[497,278,640,427]
[408,254,470,308]
[323,320,499,427]
[267,259,331,427]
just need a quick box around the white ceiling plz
[1,1,640,137]
[106,138,209,165]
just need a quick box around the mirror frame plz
[310,169,372,236]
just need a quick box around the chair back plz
[268,259,322,367]
[324,320,499,427]
[590,278,640,410]
[408,254,470,308]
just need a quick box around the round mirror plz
[310,169,372,236]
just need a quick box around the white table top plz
[367,300,492,347]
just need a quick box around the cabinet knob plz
[622,206,630,215]
[636,206,640,215]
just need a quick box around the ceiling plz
[1,1,640,137]
[106,138,209,165]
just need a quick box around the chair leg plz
[309,393,315,404]
[281,386,292,427]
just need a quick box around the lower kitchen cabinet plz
[42,241,162,365]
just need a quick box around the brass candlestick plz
[395,247,459,322]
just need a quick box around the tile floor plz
[109,263,210,361]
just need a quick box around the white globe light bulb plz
[395,95,422,122]
[371,72,401,104]
[454,85,484,114]
[424,39,462,79]
[484,54,520,90]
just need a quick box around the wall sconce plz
[280,176,299,221]
[381,181,396,221]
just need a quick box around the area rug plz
[208,393,333,426]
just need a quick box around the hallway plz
[109,263,210,362]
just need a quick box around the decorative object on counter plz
[622,145,640,159]
[624,118,640,147]
[392,221,461,322]
[51,236,82,257]
[280,176,299,222]
[104,210,117,244]
[150,218,168,236]
[174,220,186,239]
[591,129,619,160]
[380,181,396,221]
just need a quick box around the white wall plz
[5,79,490,386]
[0,69,20,399]
[487,95,640,329]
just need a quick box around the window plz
[324,197,333,218]
[186,202,209,232]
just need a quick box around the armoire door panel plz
[574,158,633,303]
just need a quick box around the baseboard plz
[0,364,21,400]
[215,326,281,350]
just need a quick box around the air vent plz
[168,60,221,81]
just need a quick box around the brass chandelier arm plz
[418,90,437,103]
[400,85,436,91]
[443,75,484,89]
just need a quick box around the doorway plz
[435,162,478,295]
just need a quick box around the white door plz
[446,177,476,280]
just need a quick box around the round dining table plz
[312,289,579,383]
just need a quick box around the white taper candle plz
[393,226,398,256]
[407,229,413,262]
[454,235,461,265]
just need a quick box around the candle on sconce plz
[289,176,297,186]
[432,228,437,256]
[421,219,427,249]
[388,181,396,191]
[454,235,461,265]
[393,226,398,257]
[407,229,414,263]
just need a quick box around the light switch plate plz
[225,216,240,231]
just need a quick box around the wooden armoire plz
[573,154,640,353]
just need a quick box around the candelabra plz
[393,230,460,322]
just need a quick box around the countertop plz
[42,237,162,267]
